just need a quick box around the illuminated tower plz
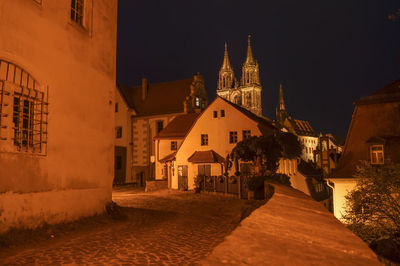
[240,35,262,116]
[217,42,240,104]
[276,84,287,124]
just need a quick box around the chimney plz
[141,77,148,101]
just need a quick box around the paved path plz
[0,188,262,265]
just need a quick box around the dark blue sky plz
[117,0,400,137]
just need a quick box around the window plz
[71,0,84,26]
[171,141,177,151]
[229,131,238,144]
[115,103,118,112]
[195,97,200,107]
[198,165,211,176]
[157,120,164,134]
[115,126,122,138]
[243,130,251,140]
[370,145,384,164]
[201,134,208,146]
[0,60,48,154]
[220,110,225,117]
[213,111,218,118]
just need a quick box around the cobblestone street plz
[0,187,263,265]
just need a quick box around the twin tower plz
[216,35,262,116]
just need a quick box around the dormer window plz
[370,145,384,164]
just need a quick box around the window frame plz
[213,110,218,118]
[229,131,238,144]
[156,120,164,134]
[370,144,384,165]
[70,0,85,26]
[171,141,177,151]
[220,110,225,117]
[115,126,122,138]
[242,130,251,140]
[201,134,208,146]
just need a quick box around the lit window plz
[71,0,84,26]
[229,131,238,144]
[220,110,225,117]
[171,141,177,151]
[157,120,163,134]
[201,134,208,146]
[370,145,384,164]
[242,130,251,140]
[115,126,122,138]
[195,97,200,107]
[213,111,218,118]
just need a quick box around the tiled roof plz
[356,79,400,105]
[159,152,177,163]
[155,113,200,139]
[292,119,316,136]
[188,150,225,163]
[117,78,194,116]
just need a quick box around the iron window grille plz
[0,60,48,155]
[71,0,84,26]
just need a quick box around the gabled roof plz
[292,119,315,136]
[218,96,276,135]
[117,78,194,116]
[356,79,400,105]
[188,150,225,163]
[155,113,200,139]
[159,152,177,163]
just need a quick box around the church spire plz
[217,41,235,91]
[279,84,286,110]
[221,42,233,70]
[244,35,255,66]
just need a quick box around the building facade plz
[115,74,208,185]
[328,79,400,220]
[216,36,262,117]
[0,0,117,233]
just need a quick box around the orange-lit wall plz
[0,0,117,233]
[173,97,266,190]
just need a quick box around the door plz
[178,165,188,190]
[114,146,127,185]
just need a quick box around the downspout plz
[325,179,335,213]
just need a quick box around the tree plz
[231,132,302,175]
[344,161,400,243]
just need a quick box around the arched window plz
[0,59,48,154]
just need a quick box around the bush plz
[265,173,291,186]
[246,176,265,191]
[194,175,204,193]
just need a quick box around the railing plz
[198,175,250,199]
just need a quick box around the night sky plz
[117,1,400,138]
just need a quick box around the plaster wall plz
[329,179,357,221]
[0,0,117,231]
[174,98,267,189]
[155,138,183,180]
[115,88,134,182]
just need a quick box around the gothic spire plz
[221,41,233,70]
[279,84,286,110]
[244,35,255,66]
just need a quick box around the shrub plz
[246,176,265,191]
[265,173,291,186]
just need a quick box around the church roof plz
[243,35,256,66]
[117,78,194,116]
[155,113,200,139]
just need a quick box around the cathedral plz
[217,35,262,116]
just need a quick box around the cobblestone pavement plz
[0,187,263,265]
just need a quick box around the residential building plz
[216,36,262,116]
[328,79,400,220]
[275,84,319,162]
[116,74,208,185]
[0,0,117,232]
[155,97,328,201]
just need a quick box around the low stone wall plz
[0,187,111,234]
[202,184,379,265]
[145,180,168,192]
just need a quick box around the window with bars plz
[0,60,48,154]
[71,0,84,26]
